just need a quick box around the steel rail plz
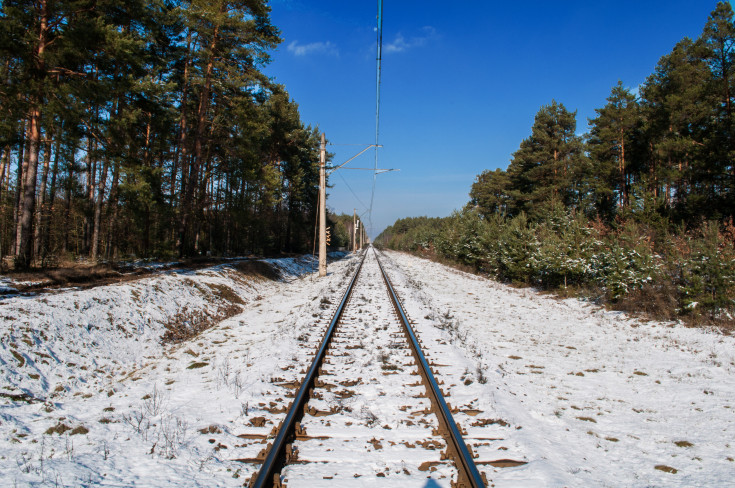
[373,247,486,488]
[251,250,368,488]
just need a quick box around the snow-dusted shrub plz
[492,213,538,282]
[434,210,494,268]
[678,221,735,317]
[531,210,597,288]
[590,240,660,299]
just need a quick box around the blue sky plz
[264,0,723,238]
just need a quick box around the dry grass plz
[207,283,245,305]
[233,260,281,281]
[45,422,71,435]
[2,256,282,295]
[611,282,680,322]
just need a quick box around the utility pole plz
[318,133,327,277]
[352,209,357,253]
[359,221,363,250]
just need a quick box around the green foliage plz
[678,222,735,316]
[0,0,322,263]
[376,207,735,321]
[506,100,586,219]
[470,169,511,217]
[532,207,597,288]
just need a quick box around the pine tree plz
[700,1,735,217]
[640,38,712,220]
[469,168,511,217]
[588,81,642,217]
[506,100,586,219]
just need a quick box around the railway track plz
[246,248,489,487]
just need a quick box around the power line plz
[368,0,384,236]
[336,170,369,212]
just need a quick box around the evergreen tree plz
[700,1,735,216]
[640,38,711,220]
[506,100,585,219]
[588,81,642,218]
[469,168,511,217]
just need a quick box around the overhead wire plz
[337,170,369,212]
[368,0,384,237]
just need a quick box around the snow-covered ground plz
[1,249,733,487]
[1,254,356,486]
[381,250,735,487]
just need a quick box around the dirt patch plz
[70,425,89,435]
[368,437,383,450]
[481,459,528,468]
[471,418,509,427]
[162,304,241,345]
[233,261,282,282]
[415,439,443,450]
[207,283,245,305]
[45,422,72,435]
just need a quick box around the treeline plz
[0,0,323,268]
[377,2,735,323]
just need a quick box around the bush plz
[678,222,735,318]
[375,209,735,325]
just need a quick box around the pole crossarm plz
[327,144,382,175]
[326,167,398,172]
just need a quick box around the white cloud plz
[287,40,338,57]
[384,26,437,54]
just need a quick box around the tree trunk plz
[83,134,95,254]
[17,0,49,267]
[34,130,53,259]
[177,19,220,257]
[0,145,9,191]
[41,134,60,262]
[90,155,110,260]
[172,31,192,207]
[105,161,120,260]
[620,126,627,208]
[17,106,41,267]
[62,154,74,254]
[14,121,29,256]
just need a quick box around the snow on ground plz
[2,248,734,487]
[380,250,735,487]
[0,253,356,487]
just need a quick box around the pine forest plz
[0,0,326,268]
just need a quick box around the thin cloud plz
[384,26,437,54]
[287,40,338,57]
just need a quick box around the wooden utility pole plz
[318,133,327,277]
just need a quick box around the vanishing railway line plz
[245,248,491,487]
